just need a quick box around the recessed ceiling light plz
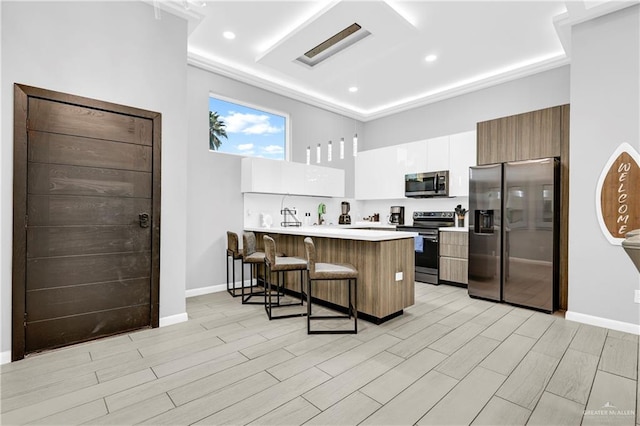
[348,86,358,93]
[223,31,236,40]
[425,54,438,63]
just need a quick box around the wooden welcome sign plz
[596,143,640,245]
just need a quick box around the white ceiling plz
[163,0,636,121]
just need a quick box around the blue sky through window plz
[209,96,286,160]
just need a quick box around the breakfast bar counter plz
[245,226,416,322]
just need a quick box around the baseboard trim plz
[185,280,252,298]
[565,311,640,335]
[185,284,226,298]
[159,312,189,327]
[1,350,11,365]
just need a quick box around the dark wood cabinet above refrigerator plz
[477,104,569,165]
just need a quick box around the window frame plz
[208,92,291,161]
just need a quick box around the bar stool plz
[263,235,307,320]
[226,231,243,297]
[241,231,286,304]
[241,231,267,304]
[303,237,358,334]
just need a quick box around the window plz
[209,95,288,160]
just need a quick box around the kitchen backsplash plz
[243,193,469,228]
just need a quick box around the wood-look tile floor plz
[1,284,639,425]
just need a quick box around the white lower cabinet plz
[241,157,344,197]
[439,230,469,285]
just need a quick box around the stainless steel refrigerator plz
[468,158,559,312]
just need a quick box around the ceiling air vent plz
[296,23,371,67]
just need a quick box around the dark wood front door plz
[12,84,161,360]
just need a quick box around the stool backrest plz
[263,235,276,267]
[303,237,316,277]
[243,232,257,257]
[227,231,240,256]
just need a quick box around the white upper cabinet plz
[355,142,428,200]
[354,130,476,200]
[426,136,450,172]
[449,130,477,197]
[241,157,344,197]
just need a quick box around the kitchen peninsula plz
[245,226,417,323]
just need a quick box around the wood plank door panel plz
[25,278,151,322]
[25,306,151,354]
[28,131,152,172]
[27,225,151,258]
[28,98,153,145]
[27,195,151,226]
[28,163,152,198]
[13,84,161,360]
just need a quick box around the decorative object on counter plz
[280,207,302,227]
[317,203,326,225]
[454,204,467,227]
[304,237,358,334]
[389,206,405,225]
[373,213,380,222]
[261,213,273,228]
[339,201,351,225]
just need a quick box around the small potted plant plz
[454,204,467,228]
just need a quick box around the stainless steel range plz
[397,211,455,284]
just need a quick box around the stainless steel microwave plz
[405,170,449,197]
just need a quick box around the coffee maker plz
[339,201,351,225]
[389,206,405,225]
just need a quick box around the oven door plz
[415,232,439,284]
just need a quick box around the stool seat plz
[313,263,357,279]
[244,251,267,263]
[270,256,308,271]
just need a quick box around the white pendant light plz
[353,133,358,157]
[306,146,310,165]
[340,137,344,159]
[327,140,332,162]
[316,143,321,164]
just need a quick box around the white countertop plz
[351,221,397,230]
[245,225,417,242]
[440,227,469,232]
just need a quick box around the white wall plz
[363,66,570,150]
[185,65,363,292]
[1,1,189,361]
[567,5,640,333]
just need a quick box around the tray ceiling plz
[172,0,635,121]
